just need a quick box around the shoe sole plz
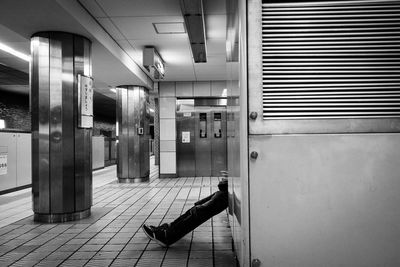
[142,225,168,248]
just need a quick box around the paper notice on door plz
[182,131,190,143]
[0,154,7,175]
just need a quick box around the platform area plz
[0,160,235,267]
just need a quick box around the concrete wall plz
[158,80,235,177]
[0,91,30,131]
[0,90,115,134]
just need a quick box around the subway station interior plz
[0,0,399,266]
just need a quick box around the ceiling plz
[0,0,228,101]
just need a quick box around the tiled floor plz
[0,159,236,267]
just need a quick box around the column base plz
[118,177,149,183]
[34,208,91,223]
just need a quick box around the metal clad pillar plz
[31,32,92,223]
[116,86,150,182]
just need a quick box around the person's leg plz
[163,191,228,245]
[143,190,228,246]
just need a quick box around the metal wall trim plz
[261,0,400,120]
[249,0,400,134]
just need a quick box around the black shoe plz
[142,224,168,248]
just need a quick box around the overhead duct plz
[180,0,207,63]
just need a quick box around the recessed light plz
[153,23,186,34]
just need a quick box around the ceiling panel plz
[205,15,226,39]
[111,16,183,40]
[194,64,226,80]
[130,38,194,81]
[97,18,126,40]
[130,37,192,64]
[162,66,196,81]
[0,24,29,43]
[96,0,181,17]
[203,0,226,15]
[117,40,142,65]
[206,38,226,56]
[205,55,226,65]
[91,42,144,87]
[79,0,107,17]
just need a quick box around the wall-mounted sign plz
[183,112,192,117]
[0,154,7,175]
[182,131,190,143]
[78,74,94,128]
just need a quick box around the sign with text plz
[78,74,94,128]
[0,154,7,175]
[182,131,190,143]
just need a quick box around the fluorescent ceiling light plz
[153,23,186,34]
[0,42,30,62]
[110,88,117,93]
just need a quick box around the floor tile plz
[0,162,235,267]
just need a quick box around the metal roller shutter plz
[262,0,400,119]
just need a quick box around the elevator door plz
[211,109,227,176]
[176,101,227,177]
[195,108,212,176]
[194,106,227,177]
[176,108,196,177]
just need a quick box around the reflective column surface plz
[116,86,150,182]
[31,32,92,223]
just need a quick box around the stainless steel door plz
[195,108,212,176]
[176,100,227,178]
[176,110,196,176]
[211,108,227,176]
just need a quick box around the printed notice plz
[78,74,94,128]
[182,131,190,143]
[0,154,7,175]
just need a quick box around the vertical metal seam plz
[47,33,52,213]
[72,34,76,212]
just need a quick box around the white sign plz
[183,112,192,117]
[0,154,7,175]
[78,74,94,128]
[182,131,190,143]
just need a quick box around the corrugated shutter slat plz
[262,0,400,119]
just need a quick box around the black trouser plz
[164,190,228,245]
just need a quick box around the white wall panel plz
[92,136,105,170]
[16,133,31,186]
[159,97,176,119]
[159,81,176,97]
[160,119,176,140]
[211,80,226,97]
[160,152,176,174]
[160,140,176,152]
[193,81,211,97]
[175,81,193,97]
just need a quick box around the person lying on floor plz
[142,179,229,247]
